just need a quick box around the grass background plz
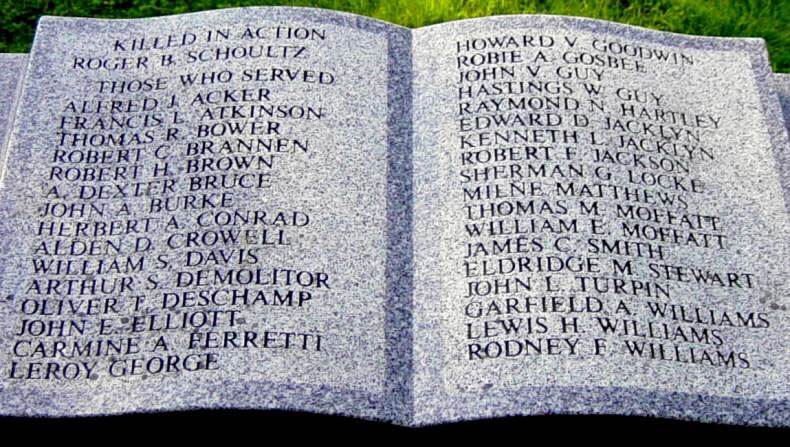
[0,0,787,71]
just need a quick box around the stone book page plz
[0,8,413,421]
[0,54,27,182]
[412,15,789,426]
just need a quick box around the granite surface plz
[412,15,788,426]
[0,7,787,427]
[0,54,26,184]
[774,73,790,200]
[777,73,790,131]
[0,7,413,423]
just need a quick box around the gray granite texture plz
[777,73,790,132]
[773,73,789,200]
[0,54,26,183]
[412,15,789,426]
[0,7,413,423]
[0,8,787,427]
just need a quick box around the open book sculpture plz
[0,7,788,426]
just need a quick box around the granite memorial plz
[0,7,787,426]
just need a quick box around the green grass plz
[1,0,788,71]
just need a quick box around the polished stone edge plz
[0,54,27,186]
